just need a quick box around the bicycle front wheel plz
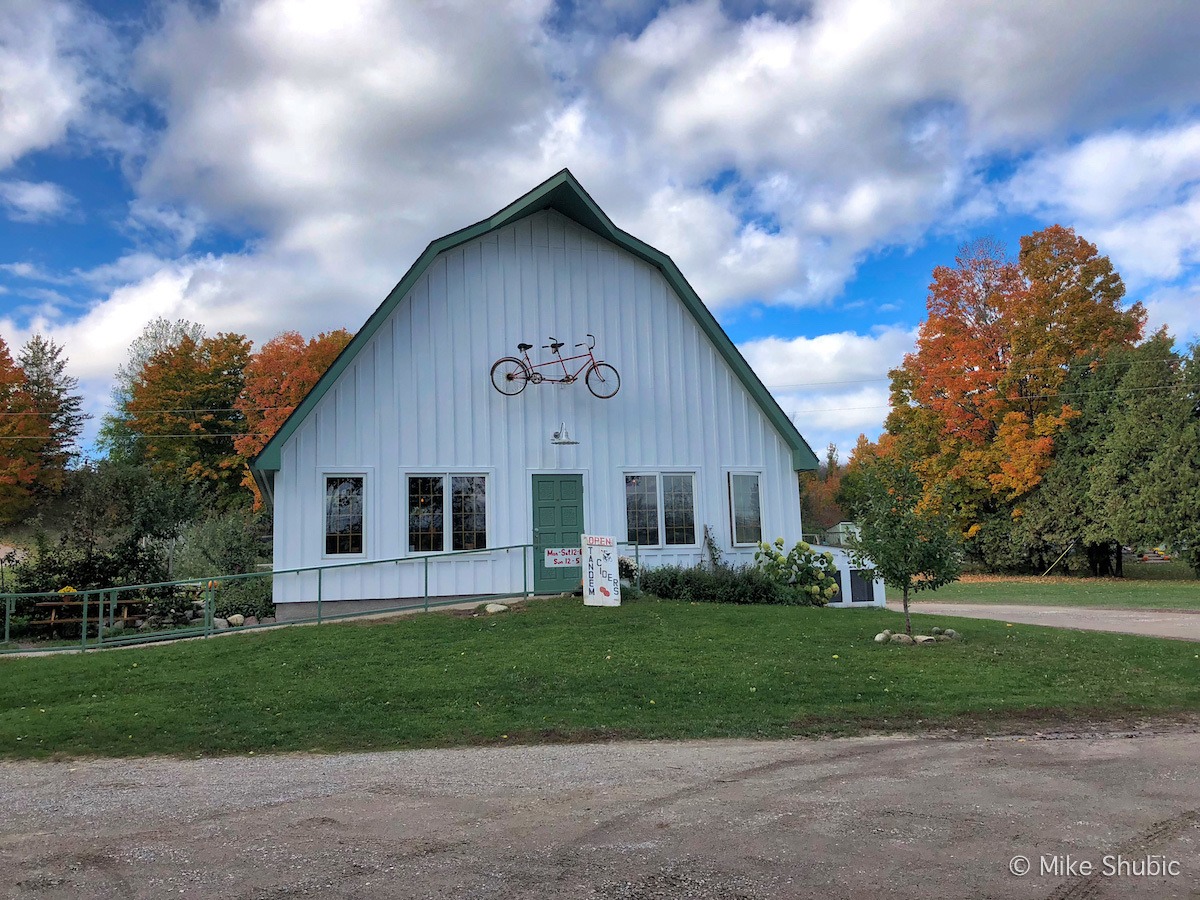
[585,362,621,399]
[491,357,531,396]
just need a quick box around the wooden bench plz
[31,599,148,628]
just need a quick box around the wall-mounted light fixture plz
[551,422,579,445]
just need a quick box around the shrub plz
[177,511,274,619]
[639,563,819,606]
[753,538,841,606]
[8,532,167,619]
[144,590,194,628]
[214,577,274,620]
[176,511,270,581]
[618,556,640,582]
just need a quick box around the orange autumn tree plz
[882,227,1145,568]
[800,443,846,534]
[126,333,253,506]
[0,336,48,523]
[234,329,352,504]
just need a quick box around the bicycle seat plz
[550,341,564,351]
[517,342,532,351]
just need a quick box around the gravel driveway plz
[3,728,1199,899]
[907,602,1200,641]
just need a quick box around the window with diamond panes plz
[625,474,659,546]
[408,476,444,552]
[662,474,696,545]
[451,476,487,551]
[325,476,364,555]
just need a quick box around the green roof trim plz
[250,169,819,482]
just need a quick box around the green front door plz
[532,474,584,594]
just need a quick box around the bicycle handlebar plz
[542,334,595,350]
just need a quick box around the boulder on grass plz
[484,603,509,614]
[874,632,890,644]
[913,635,936,644]
[244,615,258,627]
[931,626,943,636]
[227,613,246,626]
[890,633,914,645]
[944,628,959,640]
[213,617,229,630]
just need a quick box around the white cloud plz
[1143,281,1200,345]
[107,0,1200,323]
[0,0,112,170]
[0,179,74,221]
[740,325,917,452]
[1092,197,1200,284]
[7,0,1200,414]
[1008,123,1200,222]
[587,0,1200,301]
[1006,121,1200,286]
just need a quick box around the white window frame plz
[321,470,369,560]
[622,470,700,549]
[727,469,764,548]
[404,470,491,554]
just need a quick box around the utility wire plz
[763,353,1188,392]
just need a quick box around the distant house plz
[250,170,884,619]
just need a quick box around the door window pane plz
[452,476,487,551]
[730,473,761,545]
[325,476,364,555]
[408,476,444,552]
[663,474,696,545]
[625,474,659,545]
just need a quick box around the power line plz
[0,408,292,420]
[0,433,273,441]
[763,352,1187,392]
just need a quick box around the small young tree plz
[846,454,962,636]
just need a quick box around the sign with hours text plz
[582,534,621,606]
[545,547,582,567]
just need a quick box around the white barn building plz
[250,171,884,619]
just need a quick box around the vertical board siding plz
[273,210,803,603]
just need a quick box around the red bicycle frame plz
[520,336,598,384]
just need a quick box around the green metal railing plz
[1,539,644,655]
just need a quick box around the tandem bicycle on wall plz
[491,333,620,399]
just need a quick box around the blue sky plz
[2,0,1199,457]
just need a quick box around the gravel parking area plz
[908,602,1200,641]
[3,728,1199,899]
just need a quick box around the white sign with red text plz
[545,547,582,567]
[582,534,620,606]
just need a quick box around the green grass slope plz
[3,596,1198,759]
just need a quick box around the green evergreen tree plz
[1144,341,1200,575]
[1089,331,1181,556]
[18,334,88,490]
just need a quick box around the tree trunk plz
[903,585,912,636]
[1114,541,1124,578]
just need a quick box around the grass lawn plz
[925,563,1200,610]
[2,595,1199,760]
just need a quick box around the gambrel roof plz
[250,169,818,498]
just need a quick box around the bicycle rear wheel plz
[491,357,531,396]
[585,362,621,399]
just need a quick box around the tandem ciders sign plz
[582,534,620,607]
